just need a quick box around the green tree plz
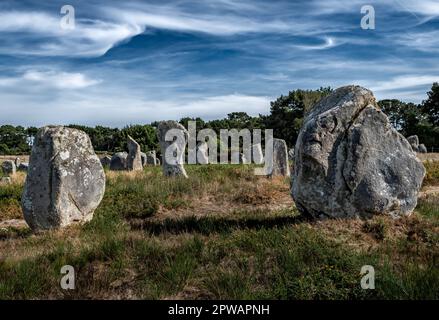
[421,82,439,126]
[261,87,332,147]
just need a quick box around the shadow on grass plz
[129,214,308,235]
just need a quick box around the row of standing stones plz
[12,85,425,231]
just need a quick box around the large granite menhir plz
[292,86,425,219]
[21,126,106,230]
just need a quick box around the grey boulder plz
[100,155,112,167]
[145,151,157,165]
[197,142,209,164]
[21,126,106,231]
[407,135,419,152]
[292,85,425,219]
[110,152,128,171]
[18,162,29,172]
[418,144,427,153]
[1,160,16,175]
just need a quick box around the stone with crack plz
[291,85,425,219]
[21,126,106,230]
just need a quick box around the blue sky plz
[0,0,438,127]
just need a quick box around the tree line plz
[1,83,438,155]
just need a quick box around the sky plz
[0,0,438,127]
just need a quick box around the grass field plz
[0,163,438,300]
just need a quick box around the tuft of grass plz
[423,161,439,186]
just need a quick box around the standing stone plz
[418,144,427,153]
[140,152,147,166]
[155,157,161,166]
[157,121,188,178]
[292,86,425,219]
[21,126,106,231]
[252,143,264,164]
[146,151,157,165]
[407,135,419,152]
[18,163,29,172]
[100,155,112,167]
[269,139,290,177]
[288,148,295,161]
[15,157,21,168]
[127,136,143,171]
[110,152,128,171]
[197,142,209,164]
[1,160,16,175]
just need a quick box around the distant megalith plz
[292,86,425,219]
[418,144,427,153]
[21,126,106,231]
[100,155,111,167]
[288,148,295,161]
[18,162,29,172]
[110,152,128,171]
[127,135,143,171]
[1,160,16,175]
[157,121,188,178]
[407,135,420,152]
[197,142,209,164]
[146,151,157,165]
[15,157,21,168]
[252,143,264,164]
[140,152,147,166]
[269,138,290,177]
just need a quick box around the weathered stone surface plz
[1,160,16,175]
[269,139,290,177]
[197,142,209,164]
[100,155,112,167]
[146,151,157,165]
[15,157,21,167]
[110,152,128,171]
[127,135,143,171]
[140,152,147,166]
[407,135,419,152]
[252,143,264,164]
[157,121,188,177]
[18,162,29,172]
[288,148,295,161]
[21,126,106,231]
[418,144,427,153]
[292,86,425,219]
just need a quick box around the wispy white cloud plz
[0,70,100,89]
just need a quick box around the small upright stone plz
[288,148,295,161]
[252,143,264,164]
[21,126,106,231]
[15,157,21,168]
[269,139,290,177]
[18,163,29,172]
[197,142,209,164]
[100,155,112,167]
[1,160,16,175]
[407,135,419,152]
[127,135,143,171]
[418,144,427,153]
[157,121,188,178]
[146,151,157,165]
[140,152,147,166]
[110,152,128,171]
